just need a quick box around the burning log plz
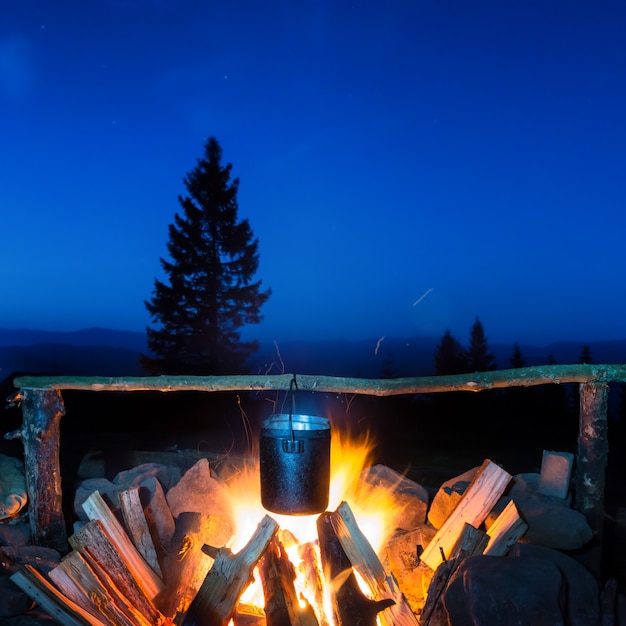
[259,535,319,626]
[184,514,279,626]
[157,511,232,623]
[329,502,418,626]
[317,511,394,626]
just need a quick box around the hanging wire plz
[288,374,298,445]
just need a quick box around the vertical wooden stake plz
[574,381,608,578]
[11,388,67,552]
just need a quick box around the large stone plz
[360,464,429,532]
[495,473,592,550]
[427,467,478,530]
[442,554,567,626]
[509,543,601,626]
[0,455,27,520]
[166,458,232,526]
[383,524,436,612]
[0,576,32,617]
[74,462,182,521]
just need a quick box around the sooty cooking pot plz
[259,413,331,515]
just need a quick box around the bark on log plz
[184,514,278,626]
[574,381,609,579]
[69,520,164,624]
[157,512,232,623]
[13,363,626,396]
[5,388,67,551]
[259,535,319,626]
[317,511,394,626]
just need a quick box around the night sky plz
[2,1,625,347]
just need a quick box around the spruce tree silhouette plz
[143,137,271,375]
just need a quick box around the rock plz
[0,576,32,617]
[383,525,436,612]
[73,462,182,521]
[442,554,567,626]
[0,518,31,549]
[509,543,601,626]
[166,458,232,526]
[360,464,430,532]
[0,455,27,521]
[496,473,593,550]
[427,467,478,529]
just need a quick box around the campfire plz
[12,430,424,625]
[9,425,604,625]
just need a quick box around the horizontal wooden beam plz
[13,363,626,397]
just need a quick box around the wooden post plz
[6,388,67,552]
[574,381,609,578]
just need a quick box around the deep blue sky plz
[2,1,625,346]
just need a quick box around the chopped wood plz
[419,459,512,570]
[484,500,528,557]
[10,564,107,626]
[233,603,267,625]
[420,523,488,626]
[50,550,152,626]
[81,490,164,598]
[317,511,394,626]
[69,520,165,625]
[119,487,163,577]
[259,535,319,626]
[330,501,418,626]
[156,512,232,623]
[183,514,279,626]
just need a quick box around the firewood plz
[184,514,279,626]
[10,564,107,626]
[419,459,512,570]
[70,520,165,625]
[317,511,394,626]
[483,499,528,556]
[233,603,267,625]
[329,501,418,626]
[81,490,164,599]
[156,511,232,623]
[49,551,151,626]
[259,535,319,626]
[119,486,163,578]
[420,523,489,625]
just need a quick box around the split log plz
[329,501,418,626]
[49,551,151,626]
[259,535,319,626]
[81,490,164,599]
[317,511,394,626]
[484,499,528,556]
[69,520,165,625]
[420,459,511,570]
[119,487,163,578]
[420,522,489,626]
[10,564,107,626]
[184,514,279,626]
[156,512,232,623]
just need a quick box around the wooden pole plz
[5,388,67,552]
[574,381,609,579]
[13,363,626,396]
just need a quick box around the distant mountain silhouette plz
[1,327,625,382]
